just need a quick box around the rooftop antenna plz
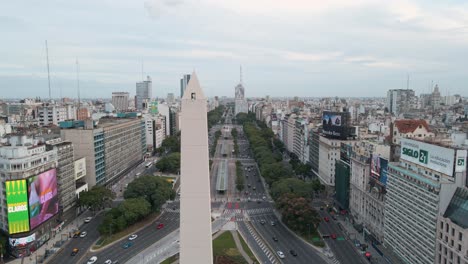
[240,65,243,84]
[46,40,51,101]
[76,59,80,110]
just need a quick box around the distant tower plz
[180,74,191,98]
[179,72,213,264]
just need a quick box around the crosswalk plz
[243,222,279,264]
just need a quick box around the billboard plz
[380,157,388,186]
[6,180,30,234]
[9,233,36,247]
[74,157,86,180]
[149,101,159,115]
[455,150,467,173]
[322,111,349,139]
[400,139,455,176]
[28,169,59,230]
[370,154,381,180]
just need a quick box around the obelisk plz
[179,72,213,263]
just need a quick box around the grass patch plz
[92,212,160,250]
[300,229,326,248]
[237,232,257,261]
[212,231,247,264]
[161,254,179,264]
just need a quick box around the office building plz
[45,138,76,214]
[386,89,416,116]
[384,139,466,264]
[335,143,352,210]
[61,116,146,187]
[293,118,309,164]
[37,104,76,126]
[318,135,344,186]
[167,93,175,105]
[112,92,129,111]
[435,187,468,264]
[136,76,152,110]
[234,82,248,115]
[144,114,166,151]
[180,74,191,98]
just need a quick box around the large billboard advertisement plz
[6,180,30,234]
[28,169,59,230]
[370,154,381,180]
[322,111,349,139]
[400,139,455,176]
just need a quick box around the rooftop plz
[394,119,430,134]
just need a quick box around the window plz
[458,232,462,241]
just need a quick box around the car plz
[262,196,266,200]
[84,217,92,223]
[277,251,285,259]
[122,242,133,249]
[290,250,298,256]
[320,207,324,210]
[247,197,251,202]
[332,215,337,220]
[73,231,81,238]
[247,184,251,188]
[244,191,249,195]
[128,234,138,240]
[257,200,261,204]
[87,256,98,264]
[331,233,337,239]
[253,187,256,190]
[157,223,164,229]
[260,220,266,225]
[80,231,87,238]
[324,217,330,222]
[71,248,79,256]
[272,236,278,242]
[271,221,276,226]
[104,260,112,264]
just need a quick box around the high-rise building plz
[384,139,466,264]
[45,138,76,214]
[0,135,58,257]
[136,76,152,110]
[76,107,89,120]
[167,93,175,105]
[180,74,191,98]
[386,89,416,116]
[112,92,129,111]
[37,103,76,126]
[234,83,248,115]
[61,116,146,187]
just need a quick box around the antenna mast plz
[76,59,80,110]
[46,40,51,100]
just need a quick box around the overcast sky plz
[1,0,467,99]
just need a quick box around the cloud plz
[144,0,184,19]
[282,51,343,62]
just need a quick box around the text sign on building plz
[400,138,455,176]
[6,180,30,234]
[455,150,467,173]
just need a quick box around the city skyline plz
[1,0,468,99]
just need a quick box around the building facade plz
[112,92,129,111]
[37,104,76,126]
[386,89,416,116]
[318,136,343,186]
[180,74,191,98]
[136,76,152,110]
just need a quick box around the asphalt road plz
[48,213,104,264]
[85,206,180,264]
[317,208,366,264]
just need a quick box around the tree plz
[160,135,180,153]
[277,193,320,235]
[124,176,175,211]
[270,178,314,201]
[120,198,151,223]
[311,179,325,193]
[77,185,115,213]
[156,152,181,173]
[261,162,293,185]
[235,161,244,191]
[231,128,238,139]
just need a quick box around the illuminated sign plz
[6,180,30,234]
[9,233,36,247]
[28,169,59,230]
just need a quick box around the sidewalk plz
[336,216,403,264]
[8,210,91,264]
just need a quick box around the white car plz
[128,234,138,240]
[87,256,98,264]
[277,251,285,259]
[104,260,112,264]
[80,231,87,238]
[84,217,92,223]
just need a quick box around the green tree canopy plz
[276,193,320,235]
[155,152,181,173]
[270,178,314,201]
[124,176,175,211]
[77,185,115,212]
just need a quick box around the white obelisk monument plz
[180,72,213,263]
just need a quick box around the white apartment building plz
[112,92,129,111]
[285,114,297,153]
[293,118,309,164]
[384,139,466,264]
[144,114,166,151]
[349,141,389,243]
[318,135,343,186]
[37,104,76,126]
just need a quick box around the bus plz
[145,162,153,168]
